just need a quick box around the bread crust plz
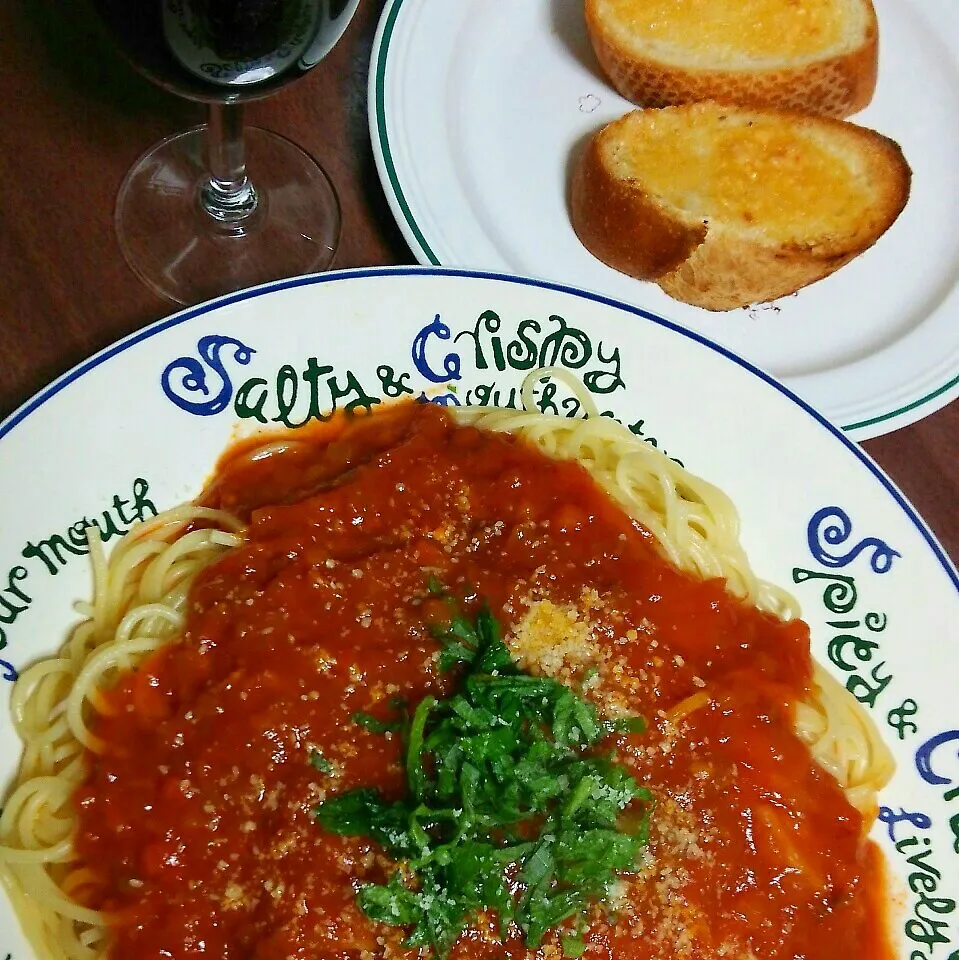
[585,0,879,118]
[656,235,863,311]
[569,136,707,280]
[568,106,911,311]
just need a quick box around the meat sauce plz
[73,403,891,960]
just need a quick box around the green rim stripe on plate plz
[842,371,959,432]
[374,0,440,266]
[373,0,959,436]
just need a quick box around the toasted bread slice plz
[585,0,879,118]
[569,103,911,311]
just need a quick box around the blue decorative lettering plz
[416,392,461,407]
[161,335,255,416]
[806,506,901,573]
[916,731,959,787]
[879,806,933,844]
[0,655,16,681]
[411,315,461,384]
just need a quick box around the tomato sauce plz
[73,403,892,960]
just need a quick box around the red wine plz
[92,0,357,103]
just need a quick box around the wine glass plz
[91,0,360,305]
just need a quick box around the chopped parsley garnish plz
[308,749,334,775]
[315,598,652,957]
[352,710,404,734]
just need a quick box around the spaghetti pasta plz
[1,508,242,960]
[0,378,894,960]
[458,368,798,618]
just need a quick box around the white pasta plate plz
[0,267,956,959]
[369,0,959,440]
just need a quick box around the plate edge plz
[368,0,441,266]
[1,265,955,590]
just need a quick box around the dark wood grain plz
[0,0,955,566]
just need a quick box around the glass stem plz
[200,102,258,224]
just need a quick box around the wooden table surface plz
[0,0,956,566]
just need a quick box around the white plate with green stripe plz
[368,0,959,440]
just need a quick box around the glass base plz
[115,125,341,305]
